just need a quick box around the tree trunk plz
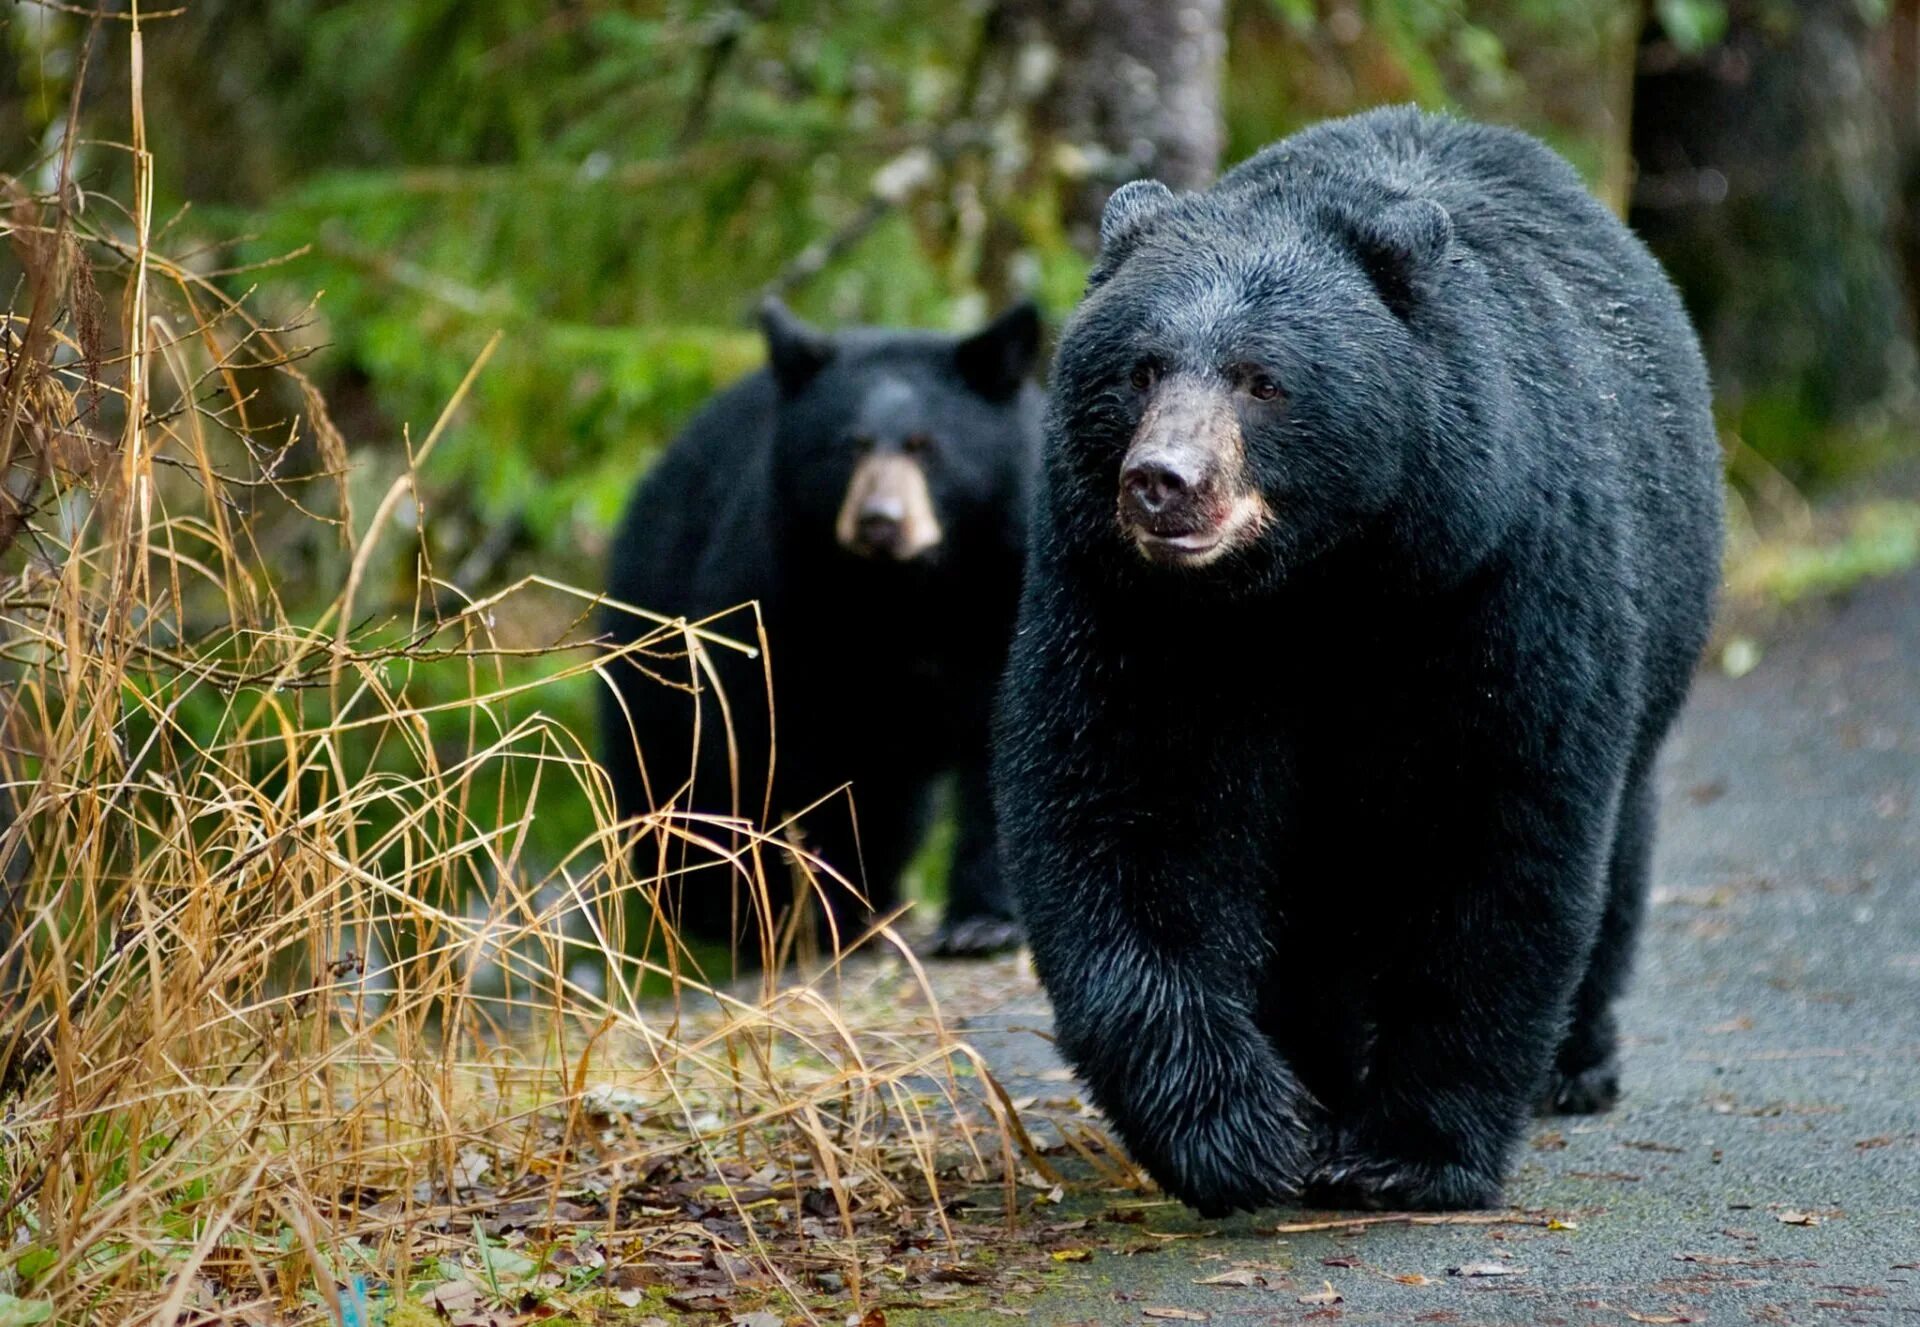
[1630,0,1917,471]
[997,0,1227,245]
[1889,0,1920,344]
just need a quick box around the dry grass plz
[0,17,1022,1326]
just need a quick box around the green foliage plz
[7,0,1649,600]
[1654,0,1729,53]
[1225,0,1636,193]
[1744,502,1920,603]
[2,0,1645,890]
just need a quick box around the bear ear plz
[1087,180,1177,291]
[955,300,1042,400]
[1342,197,1453,321]
[1099,179,1176,255]
[758,297,835,393]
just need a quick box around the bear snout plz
[1116,449,1267,567]
[1119,448,1223,537]
[855,500,907,556]
[1116,375,1269,567]
[835,453,944,561]
[1121,455,1196,517]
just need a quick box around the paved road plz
[933,568,1920,1325]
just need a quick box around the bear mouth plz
[1124,492,1270,569]
[1132,525,1225,564]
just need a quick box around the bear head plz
[1048,173,1512,597]
[757,298,1043,566]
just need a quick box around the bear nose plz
[857,498,905,550]
[1122,460,1191,516]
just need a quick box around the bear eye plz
[851,435,876,453]
[902,433,932,455]
[1246,372,1283,402]
[1128,361,1156,393]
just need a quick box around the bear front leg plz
[1313,782,1615,1211]
[1057,939,1325,1217]
[1009,806,1324,1215]
[996,596,1322,1215]
[932,755,1022,957]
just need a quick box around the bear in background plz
[601,299,1042,959]
[994,107,1722,1214]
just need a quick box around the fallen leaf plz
[1448,1262,1523,1278]
[1298,1282,1343,1306]
[667,1291,730,1313]
[1776,1210,1820,1226]
[423,1281,480,1314]
[1547,1219,1579,1231]
[451,1147,492,1189]
[470,1238,535,1284]
[1193,1269,1261,1287]
[1321,1256,1358,1268]
[1627,1314,1691,1324]
[1141,1310,1209,1322]
[1051,1248,1093,1262]
[0,1297,54,1327]
[858,1312,888,1327]
[581,1084,649,1119]
[930,1265,992,1285]
[732,1313,783,1327]
[1394,1273,1433,1286]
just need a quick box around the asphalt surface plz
[933,567,1920,1325]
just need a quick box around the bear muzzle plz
[1117,377,1269,567]
[836,453,944,561]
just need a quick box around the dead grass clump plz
[0,17,1016,1325]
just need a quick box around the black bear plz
[601,299,1042,958]
[994,107,1723,1214]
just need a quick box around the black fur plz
[600,303,1043,957]
[994,108,1723,1214]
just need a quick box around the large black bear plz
[601,299,1042,958]
[994,107,1722,1214]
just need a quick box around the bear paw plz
[1142,1091,1325,1218]
[1307,1151,1502,1212]
[928,914,1024,958]
[1538,1058,1621,1115]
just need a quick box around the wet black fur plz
[994,108,1724,1214]
[601,308,1043,957]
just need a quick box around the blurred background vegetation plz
[5,0,1918,864]
[13,12,1918,1314]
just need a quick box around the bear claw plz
[1307,1152,1502,1212]
[1539,1058,1621,1115]
[928,914,1024,958]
